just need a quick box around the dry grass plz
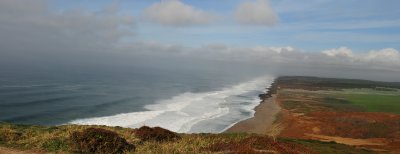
[0,123,374,153]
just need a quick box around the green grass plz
[283,88,400,114]
[341,88,400,95]
[342,94,400,114]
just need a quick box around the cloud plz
[320,47,400,68]
[365,48,400,62]
[142,0,216,26]
[119,41,400,72]
[235,0,278,26]
[106,41,400,81]
[322,47,354,58]
[0,0,134,54]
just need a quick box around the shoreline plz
[225,80,281,134]
[224,95,280,134]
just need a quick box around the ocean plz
[0,65,273,133]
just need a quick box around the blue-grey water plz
[0,64,272,133]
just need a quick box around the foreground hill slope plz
[0,123,373,154]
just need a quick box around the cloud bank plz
[121,42,400,71]
[117,41,400,81]
[142,0,216,26]
[0,0,134,53]
[235,0,278,26]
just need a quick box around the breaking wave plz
[69,76,274,133]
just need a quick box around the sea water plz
[0,66,273,133]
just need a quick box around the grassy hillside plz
[0,123,373,154]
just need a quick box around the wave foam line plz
[69,76,273,133]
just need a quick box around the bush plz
[70,128,134,154]
[134,126,180,142]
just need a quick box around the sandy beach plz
[225,94,280,134]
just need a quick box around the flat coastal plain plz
[232,76,400,153]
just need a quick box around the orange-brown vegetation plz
[274,77,400,152]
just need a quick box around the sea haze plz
[0,62,272,133]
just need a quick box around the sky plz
[0,0,400,81]
[48,0,400,51]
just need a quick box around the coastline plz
[3,76,397,153]
[225,80,280,134]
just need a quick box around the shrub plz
[134,126,180,142]
[70,128,134,154]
